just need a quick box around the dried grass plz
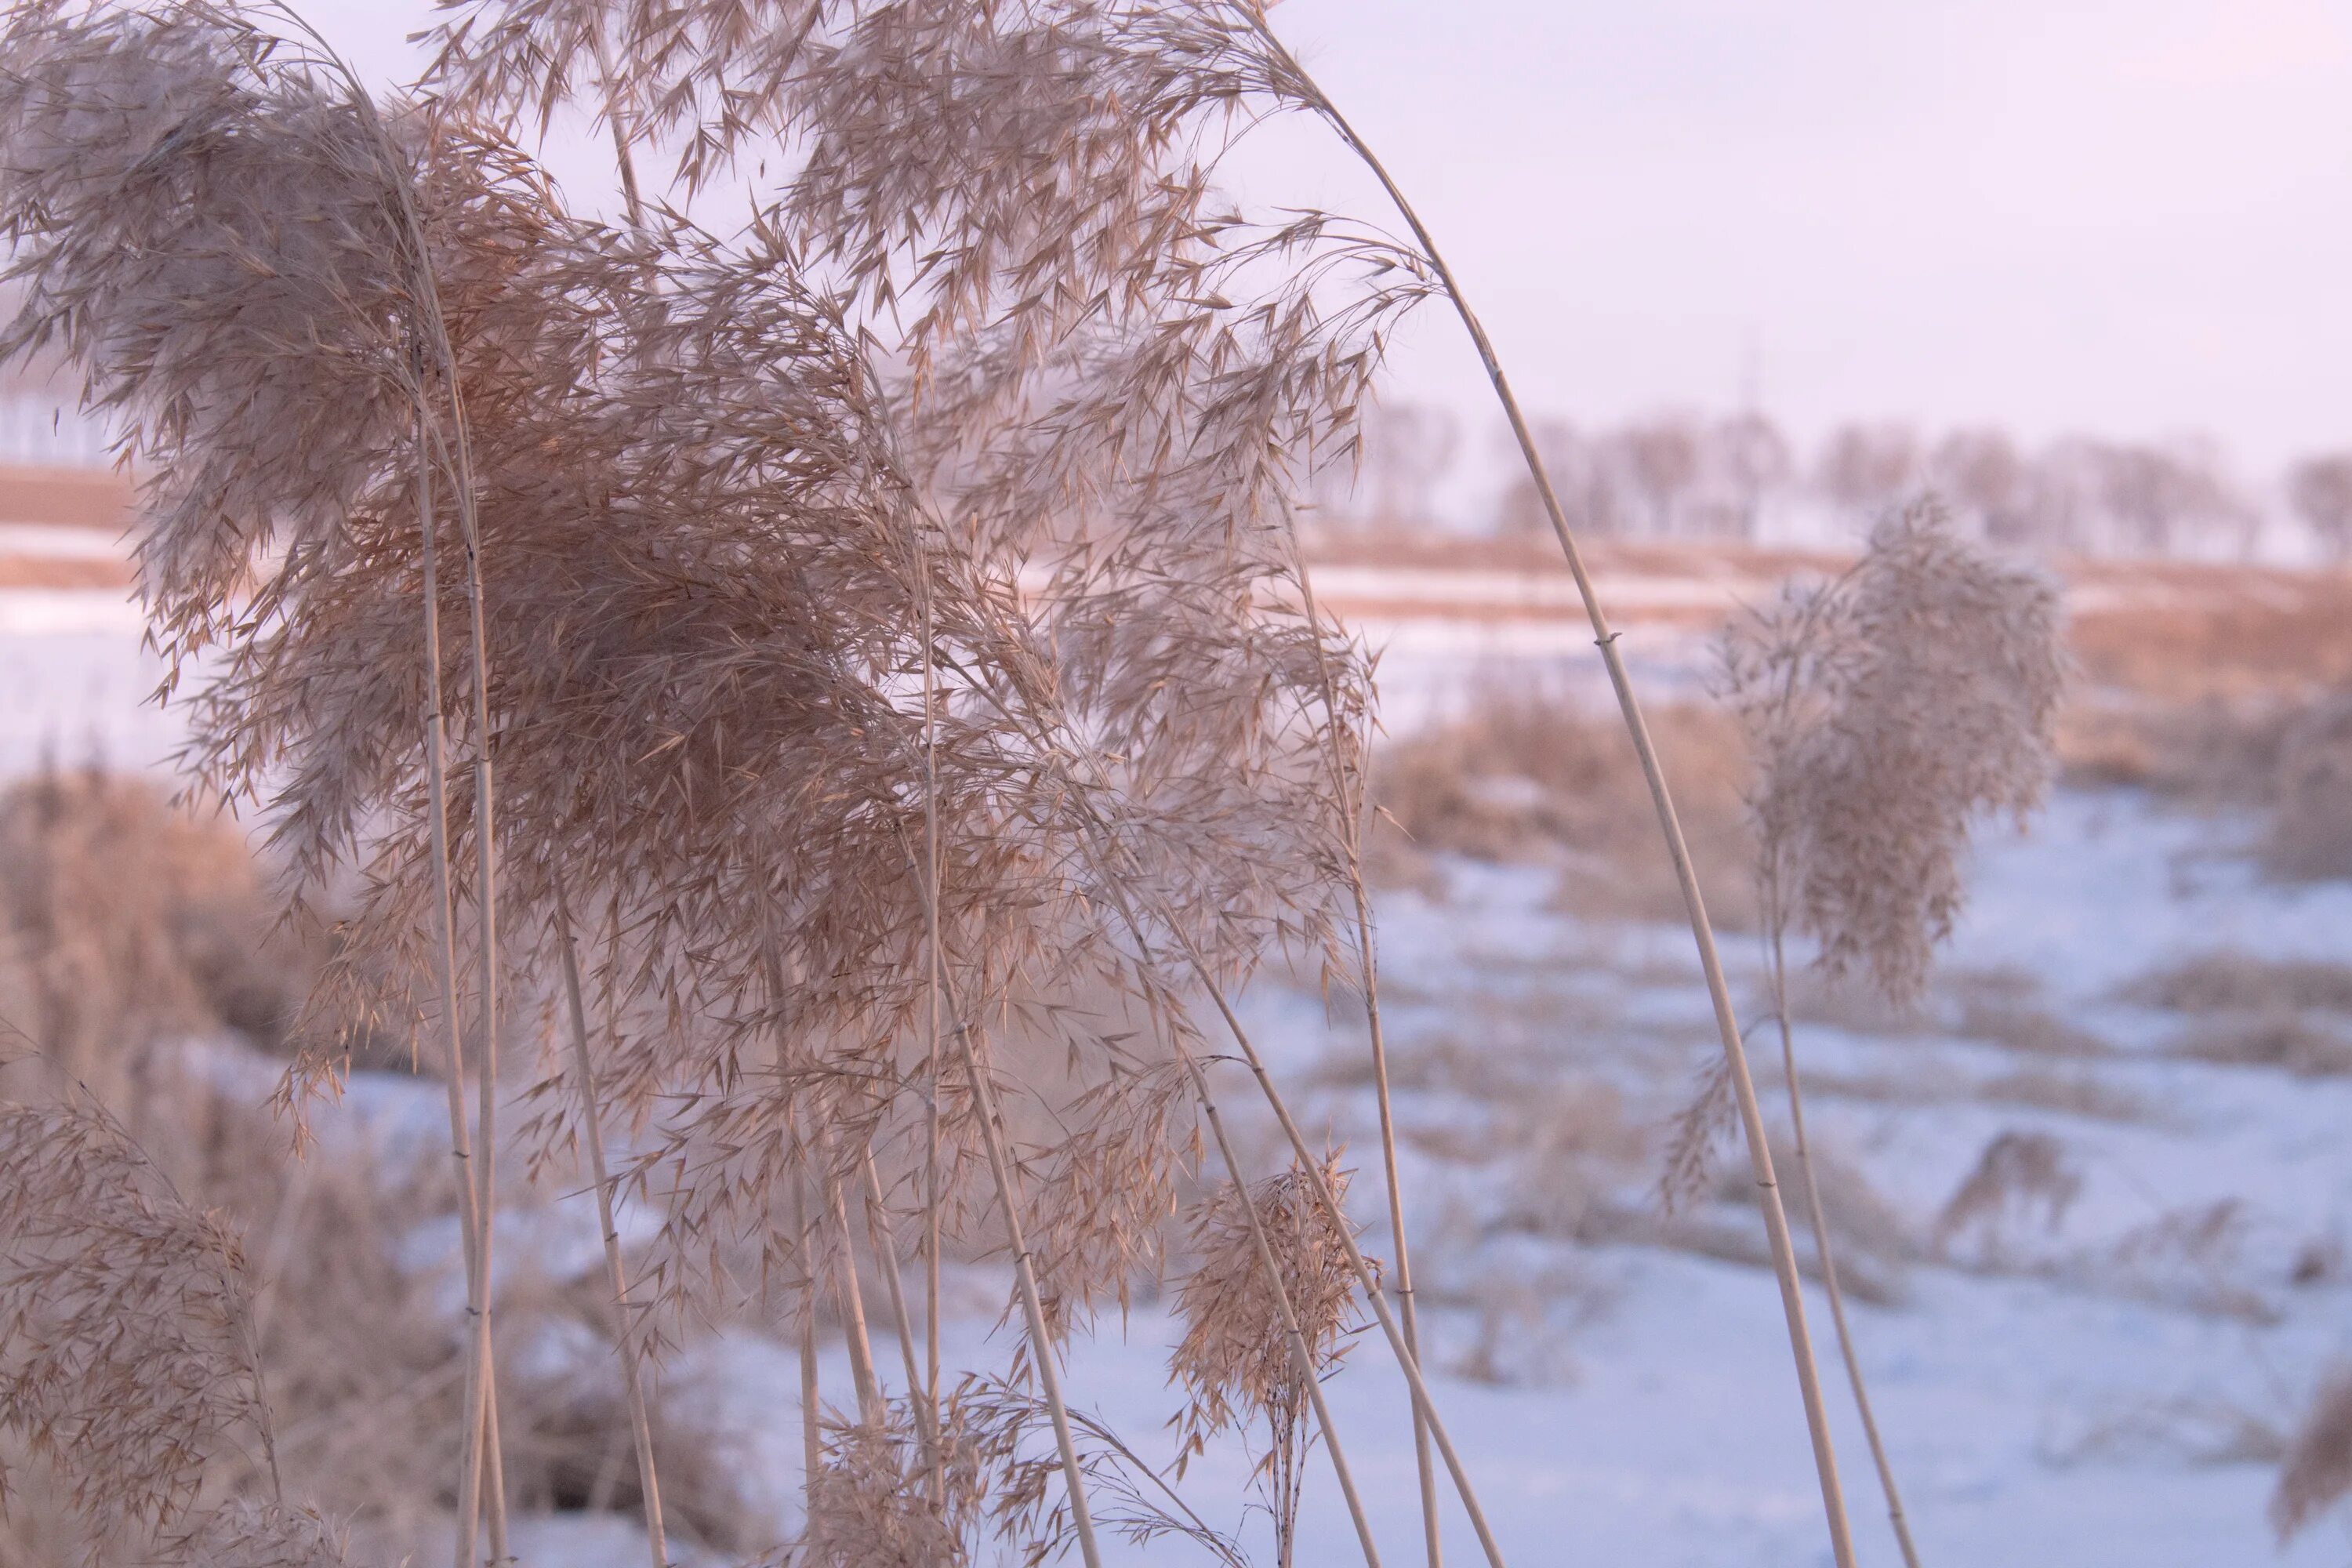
[1372,690,1755,925]
[0,1088,274,1544]
[0,768,303,1087]
[2273,1367,2352,1541]
[1932,1131,2081,1264]
[2128,951,2352,1015]
[1171,1158,1366,1568]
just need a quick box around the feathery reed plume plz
[802,1403,982,1568]
[424,5,1439,1559]
[1720,499,2064,1567]
[172,1501,354,1568]
[1729,499,2067,1008]
[962,1381,1250,1568]
[0,1090,275,1544]
[554,883,667,1568]
[1172,1158,1368,1568]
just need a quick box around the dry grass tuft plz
[170,1501,354,1568]
[1171,1156,1367,1565]
[801,1403,982,1568]
[2273,1367,2352,1541]
[1372,688,1754,924]
[1933,1131,2080,1263]
[0,1091,274,1546]
[0,769,297,1086]
[2172,1015,2352,1078]
[2129,951,2352,1016]
[1977,1069,2149,1122]
[2266,695,2352,880]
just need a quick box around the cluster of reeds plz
[0,0,1936,1563]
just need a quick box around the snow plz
[10,583,2352,1566]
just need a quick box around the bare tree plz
[1813,422,1921,522]
[2071,437,2253,557]
[1926,428,2029,544]
[2289,454,2352,563]
[1494,418,1617,538]
[1711,412,1792,542]
[1613,413,1704,537]
[1357,398,1460,528]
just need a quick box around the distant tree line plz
[1319,400,2352,561]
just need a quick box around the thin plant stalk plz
[1246,20,1857,1563]
[1183,1055,1385,1568]
[463,729,504,1568]
[416,387,510,1568]
[1767,919,1924,1568]
[885,520,1098,1559]
[1289,557,1439,1568]
[553,878,669,1568]
[252,9,517,1552]
[292,31,515,1558]
[586,24,644,229]
[919,559,946,1507]
[948,1015,1105,1568]
[1171,938,1504,1566]
[824,1160,885,1423]
[795,1176,822,1524]
[860,1150,943,1467]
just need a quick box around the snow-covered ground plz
[10,577,2352,1566]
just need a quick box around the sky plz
[297,0,2352,487]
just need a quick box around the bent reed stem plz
[1246,19,1858,1565]
[553,880,669,1568]
[1769,922,1925,1568]
[1288,553,1442,1568]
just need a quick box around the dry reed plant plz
[1717,498,2065,1568]
[0,1090,276,1546]
[1171,1158,1367,1568]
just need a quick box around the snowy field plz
[9,573,2352,1567]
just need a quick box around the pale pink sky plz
[308,0,2352,475]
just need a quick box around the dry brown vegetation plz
[1370,692,1755,924]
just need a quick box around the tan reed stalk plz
[1182,1057,1385,1568]
[1242,17,1857,1563]
[415,397,511,1568]
[300,42,505,1555]
[242,9,519,1554]
[795,1175,822,1526]
[553,877,669,1568]
[1766,919,1922,1568]
[586,23,645,229]
[1167,935,1507,1566]
[859,1151,943,1469]
[918,554,946,1508]
[460,500,506,1568]
[823,1161,885,1423]
[1287,554,1440,1568]
[946,1014,1105,1568]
